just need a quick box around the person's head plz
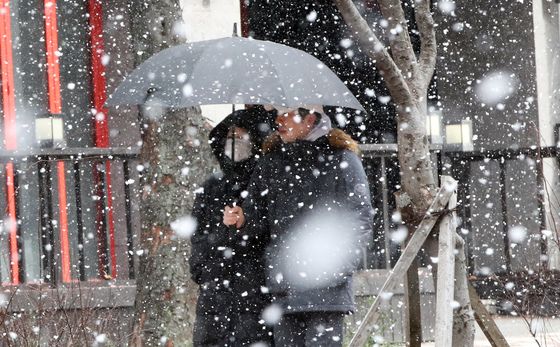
[209,107,275,176]
[224,126,252,162]
[275,107,321,143]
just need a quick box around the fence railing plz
[360,143,559,275]
[444,146,558,275]
[0,147,140,286]
[2,143,557,287]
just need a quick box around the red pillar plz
[0,0,20,284]
[43,0,72,283]
[89,0,117,279]
[239,0,250,37]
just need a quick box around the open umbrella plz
[106,36,364,112]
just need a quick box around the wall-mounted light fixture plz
[444,119,473,151]
[35,116,65,148]
[426,109,443,144]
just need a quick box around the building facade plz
[0,0,141,287]
[0,0,558,343]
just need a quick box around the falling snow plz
[0,0,558,345]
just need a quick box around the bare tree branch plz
[333,0,412,105]
[378,0,418,78]
[415,0,437,90]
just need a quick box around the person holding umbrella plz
[223,105,373,346]
[108,34,371,346]
[190,106,275,347]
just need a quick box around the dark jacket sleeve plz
[338,150,374,273]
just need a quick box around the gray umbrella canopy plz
[107,37,364,111]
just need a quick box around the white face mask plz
[224,137,253,162]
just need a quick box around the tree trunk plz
[129,1,216,345]
[332,0,439,212]
[333,0,475,345]
[395,103,435,347]
[395,103,437,218]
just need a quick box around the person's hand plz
[223,205,245,229]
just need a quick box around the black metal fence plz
[2,143,557,287]
[446,146,557,275]
[360,144,559,275]
[0,147,140,285]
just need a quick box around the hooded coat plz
[190,107,274,346]
[241,130,374,314]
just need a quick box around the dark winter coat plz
[189,107,274,346]
[241,131,374,314]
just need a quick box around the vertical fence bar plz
[436,149,443,186]
[73,160,86,281]
[534,152,549,269]
[460,158,475,272]
[380,156,391,269]
[94,162,110,278]
[38,158,56,283]
[13,164,24,282]
[123,160,135,279]
[104,161,118,277]
[499,159,512,272]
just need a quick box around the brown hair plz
[326,128,360,155]
[262,132,282,154]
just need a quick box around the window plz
[0,0,139,286]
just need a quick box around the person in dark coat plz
[224,105,374,346]
[190,106,275,347]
